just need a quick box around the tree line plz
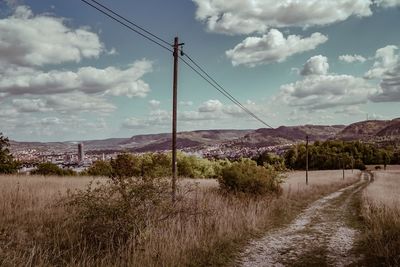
[283,140,400,170]
[1,132,400,176]
[0,133,20,174]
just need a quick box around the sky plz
[0,0,400,142]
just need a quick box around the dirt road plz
[238,173,371,267]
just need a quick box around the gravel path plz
[238,173,371,267]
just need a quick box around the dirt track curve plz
[238,172,371,267]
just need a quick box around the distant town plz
[10,118,400,173]
[11,141,293,173]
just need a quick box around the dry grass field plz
[361,170,400,266]
[0,171,359,266]
[182,169,360,193]
[366,164,400,172]
[282,169,360,192]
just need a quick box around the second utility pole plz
[172,37,184,202]
[306,135,309,185]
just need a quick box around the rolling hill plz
[227,125,345,148]
[335,118,400,140]
[9,118,400,153]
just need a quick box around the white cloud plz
[198,99,223,112]
[365,45,398,79]
[123,109,171,129]
[226,29,328,67]
[149,99,161,108]
[39,117,62,126]
[179,101,194,106]
[374,0,400,7]
[147,109,171,124]
[180,111,221,121]
[193,0,372,35]
[0,107,18,118]
[0,59,153,97]
[46,93,116,113]
[0,6,104,67]
[280,74,376,110]
[121,98,273,130]
[361,45,400,102]
[11,115,109,139]
[222,105,245,117]
[12,98,50,112]
[300,55,329,76]
[339,54,367,63]
[370,63,400,102]
[280,57,377,110]
[122,117,145,129]
[369,113,385,120]
[335,106,365,116]
[11,93,116,114]
[4,0,22,8]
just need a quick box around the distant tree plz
[382,151,391,170]
[177,153,217,178]
[391,150,400,164]
[354,159,366,171]
[256,151,286,171]
[147,153,171,177]
[0,133,20,174]
[85,160,113,177]
[219,159,282,195]
[110,154,141,178]
[31,162,76,176]
[284,140,393,170]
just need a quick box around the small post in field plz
[342,157,345,180]
[351,157,354,173]
[306,135,309,185]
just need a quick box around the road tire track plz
[238,173,371,267]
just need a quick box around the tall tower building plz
[78,143,84,163]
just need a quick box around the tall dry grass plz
[0,171,359,266]
[361,171,400,266]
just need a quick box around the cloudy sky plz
[0,0,400,141]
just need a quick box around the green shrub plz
[0,133,20,174]
[145,153,171,177]
[219,159,283,195]
[354,159,366,170]
[110,153,141,178]
[64,176,202,252]
[178,153,218,178]
[65,177,171,248]
[85,160,112,176]
[85,152,233,179]
[31,162,76,176]
[255,152,286,171]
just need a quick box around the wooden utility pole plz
[342,156,345,180]
[171,37,184,202]
[306,135,309,185]
[351,157,354,174]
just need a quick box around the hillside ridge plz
[9,118,400,153]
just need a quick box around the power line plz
[79,0,273,129]
[179,56,273,128]
[80,0,172,52]
[182,53,273,128]
[86,0,172,47]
